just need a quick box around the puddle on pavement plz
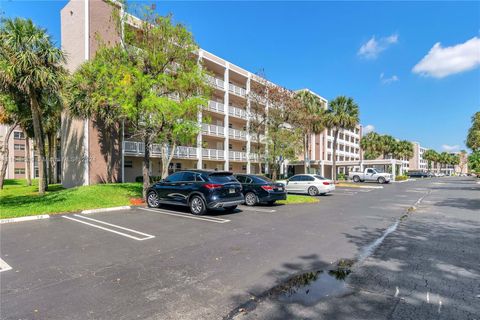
[271,220,400,306]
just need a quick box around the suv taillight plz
[261,185,273,191]
[323,182,330,185]
[204,183,222,189]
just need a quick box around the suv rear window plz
[208,174,237,183]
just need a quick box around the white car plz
[281,174,335,196]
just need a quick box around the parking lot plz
[0,179,461,320]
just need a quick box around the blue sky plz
[2,1,479,152]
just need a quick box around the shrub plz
[135,176,162,183]
[395,175,408,181]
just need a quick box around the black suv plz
[146,170,244,215]
[234,174,287,206]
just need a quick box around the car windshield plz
[208,173,237,183]
[314,175,327,180]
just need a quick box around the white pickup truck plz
[348,168,392,184]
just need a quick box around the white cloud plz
[441,144,460,152]
[380,73,399,84]
[363,124,375,135]
[358,34,399,59]
[412,37,480,78]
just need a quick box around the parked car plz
[146,170,244,215]
[280,174,335,196]
[348,168,392,184]
[406,171,431,178]
[234,174,287,206]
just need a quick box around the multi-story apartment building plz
[409,141,429,171]
[59,0,363,186]
[0,125,35,180]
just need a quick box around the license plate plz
[229,188,235,194]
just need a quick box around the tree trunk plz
[0,122,18,189]
[29,93,48,195]
[303,134,308,174]
[332,129,339,181]
[25,134,32,186]
[142,134,151,199]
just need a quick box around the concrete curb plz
[81,206,132,214]
[0,215,50,224]
[1,206,133,224]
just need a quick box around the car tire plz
[377,177,386,184]
[267,200,276,206]
[224,205,237,212]
[189,195,207,215]
[353,176,360,183]
[308,186,318,196]
[245,192,258,206]
[147,191,160,208]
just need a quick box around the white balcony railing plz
[202,123,225,137]
[229,128,247,140]
[202,148,225,160]
[251,134,266,143]
[206,75,225,90]
[228,83,247,97]
[123,141,197,158]
[229,106,248,120]
[229,151,247,161]
[207,100,225,114]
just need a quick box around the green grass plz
[277,194,319,205]
[0,179,142,219]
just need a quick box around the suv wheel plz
[353,175,360,183]
[308,186,318,196]
[147,191,160,208]
[224,205,237,212]
[245,192,258,206]
[190,195,206,215]
[377,177,386,184]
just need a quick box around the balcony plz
[206,75,225,90]
[202,124,225,137]
[202,148,225,160]
[228,83,247,97]
[206,101,225,114]
[123,141,197,159]
[229,105,247,120]
[229,128,247,140]
[229,151,247,161]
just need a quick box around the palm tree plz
[295,90,325,174]
[0,18,66,195]
[323,96,359,181]
[360,131,382,160]
[423,149,439,172]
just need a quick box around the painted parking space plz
[0,257,13,273]
[138,207,231,224]
[62,214,156,241]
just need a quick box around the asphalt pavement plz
[1,177,478,320]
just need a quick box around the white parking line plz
[239,206,276,213]
[62,215,155,241]
[138,208,231,224]
[0,258,12,272]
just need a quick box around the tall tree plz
[0,18,66,195]
[294,90,325,174]
[466,111,480,152]
[423,149,439,171]
[323,96,359,181]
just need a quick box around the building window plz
[14,144,25,150]
[15,168,25,175]
[124,160,133,168]
[15,156,25,162]
[14,131,25,140]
